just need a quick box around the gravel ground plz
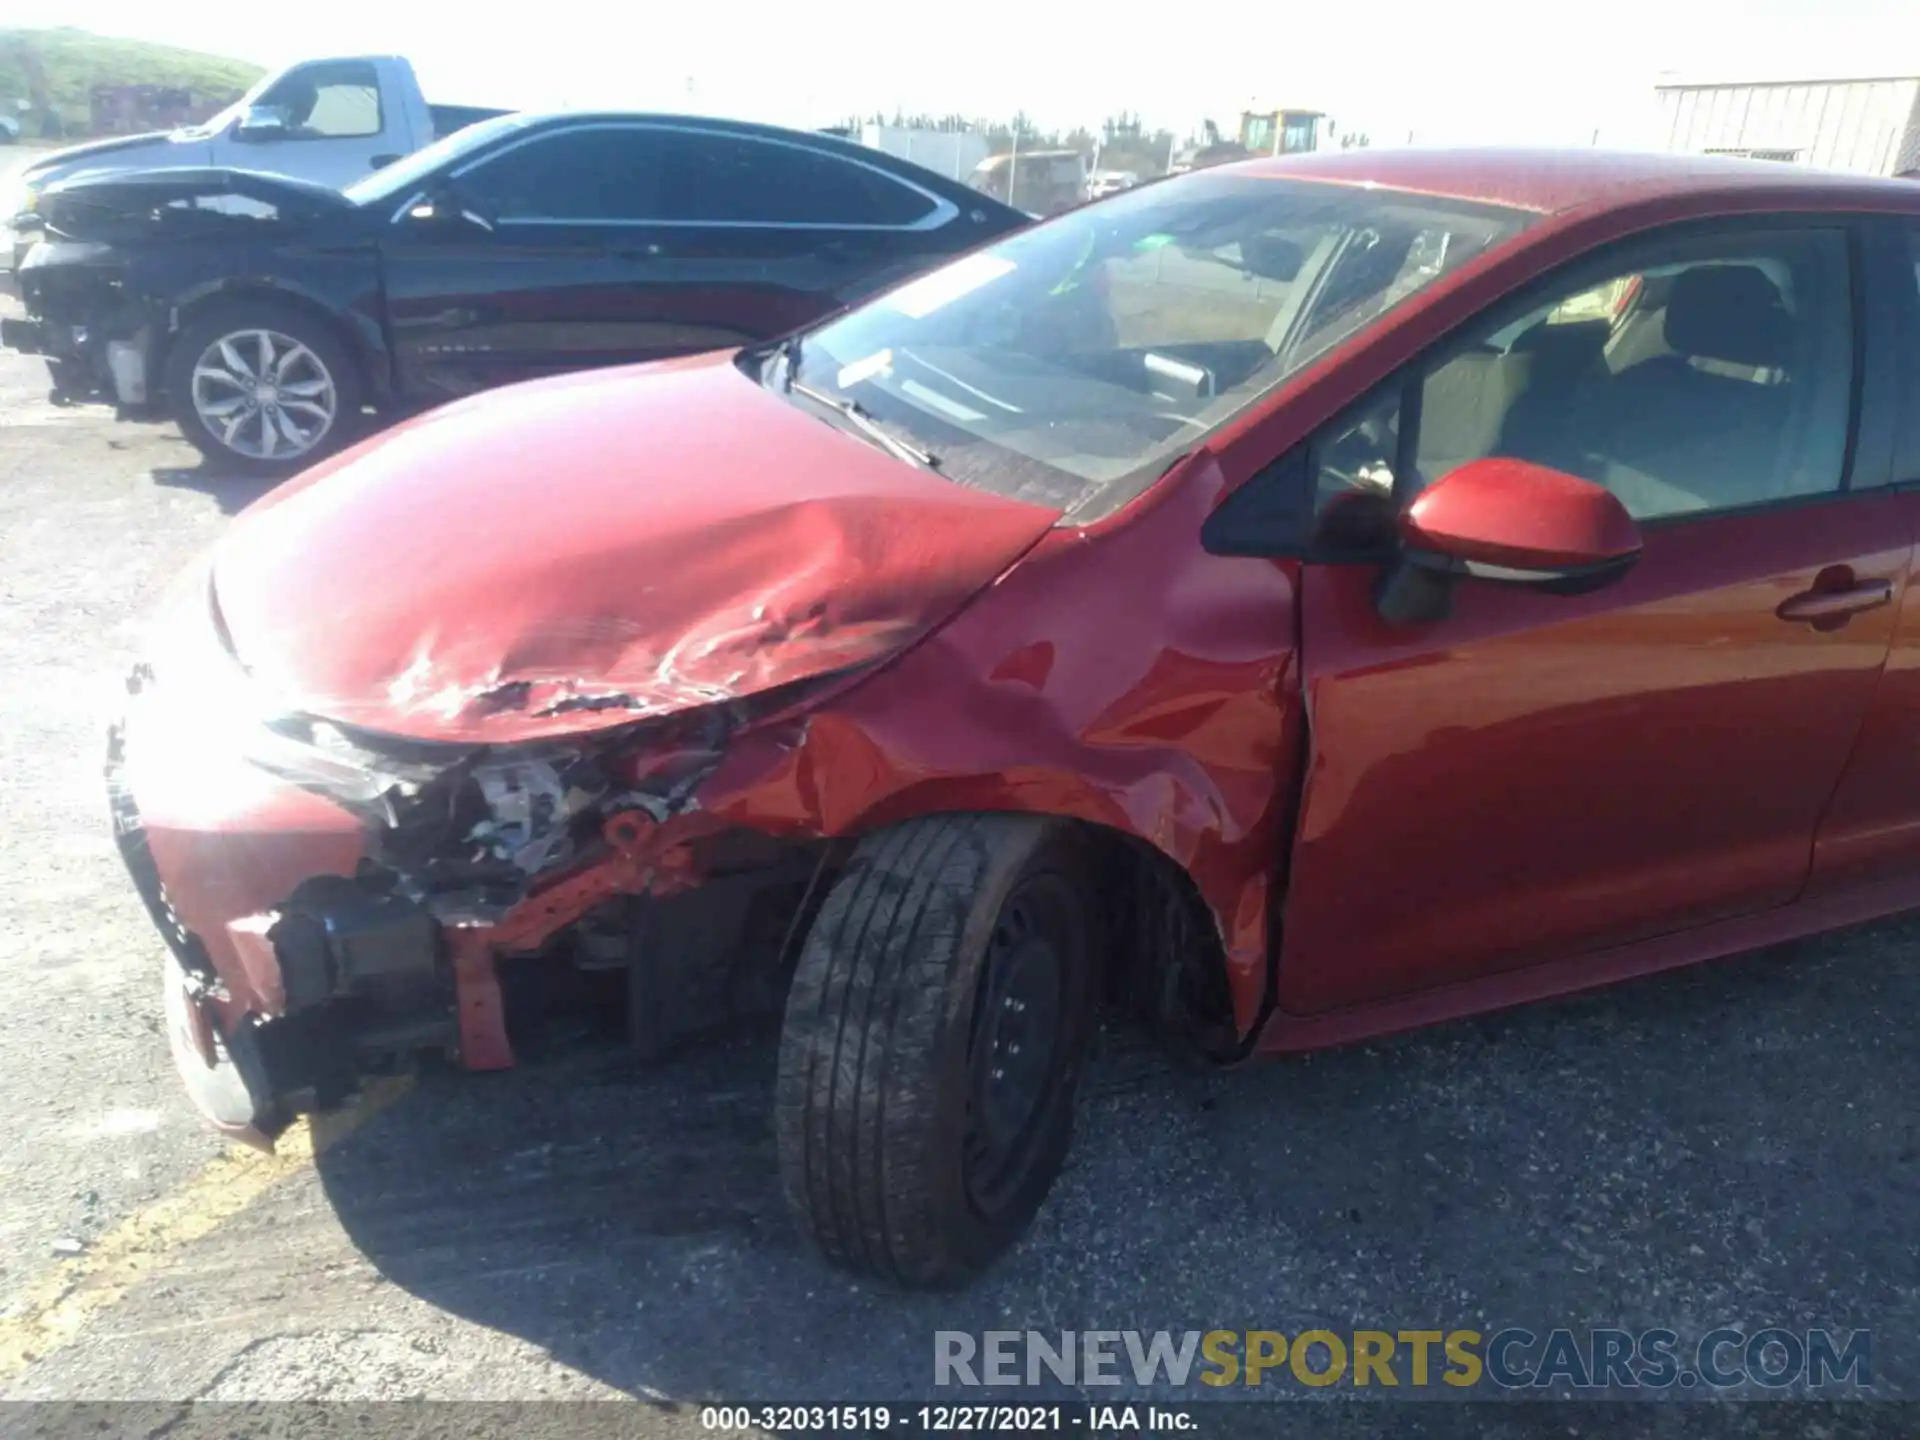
[0,332,1915,1424]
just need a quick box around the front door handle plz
[370,153,401,169]
[1776,578,1895,624]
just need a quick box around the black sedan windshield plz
[797,172,1531,517]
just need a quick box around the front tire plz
[164,301,361,477]
[777,814,1098,1287]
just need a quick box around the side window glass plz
[1900,229,1920,485]
[661,134,936,226]
[1290,222,1483,374]
[1411,231,1854,521]
[257,62,383,141]
[1309,385,1402,553]
[462,129,664,221]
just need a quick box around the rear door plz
[643,127,975,343]
[1806,217,1920,895]
[1273,217,1908,1015]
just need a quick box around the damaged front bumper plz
[105,577,817,1142]
[5,314,155,410]
[107,674,462,1144]
[8,247,158,410]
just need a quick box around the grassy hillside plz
[0,28,263,135]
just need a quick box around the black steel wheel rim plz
[963,871,1075,1217]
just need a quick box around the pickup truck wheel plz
[165,302,361,477]
[777,815,1097,1287]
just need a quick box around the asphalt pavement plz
[0,331,1915,1420]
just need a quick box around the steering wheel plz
[1318,426,1397,494]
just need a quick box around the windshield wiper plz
[790,381,940,470]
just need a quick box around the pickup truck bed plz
[428,104,513,139]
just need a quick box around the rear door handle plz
[1776,579,1895,624]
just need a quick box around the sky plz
[20,0,1920,149]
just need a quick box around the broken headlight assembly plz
[133,584,458,816]
[132,576,873,922]
[134,598,608,909]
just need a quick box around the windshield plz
[173,68,282,139]
[794,172,1531,517]
[342,113,536,207]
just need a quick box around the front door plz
[1277,219,1908,1015]
[378,122,981,402]
[380,122,670,400]
[382,220,642,400]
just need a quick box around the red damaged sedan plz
[111,147,1920,1286]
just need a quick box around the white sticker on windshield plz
[886,253,1017,319]
[835,348,894,389]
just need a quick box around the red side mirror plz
[1376,458,1642,626]
[1401,457,1642,580]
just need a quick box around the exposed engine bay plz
[268,710,732,926]
[112,670,841,1135]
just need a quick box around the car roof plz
[474,110,1027,223]
[506,111,881,147]
[1237,146,1920,215]
[489,110,986,176]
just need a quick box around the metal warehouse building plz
[1656,74,1920,177]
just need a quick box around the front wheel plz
[776,814,1098,1287]
[164,301,362,477]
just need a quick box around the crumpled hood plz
[39,166,354,242]
[212,352,1063,743]
[21,130,178,185]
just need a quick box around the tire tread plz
[778,813,1062,1286]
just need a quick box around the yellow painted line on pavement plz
[0,1075,413,1382]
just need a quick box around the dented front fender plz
[511,448,1303,1036]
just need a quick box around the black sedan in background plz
[4,113,1028,473]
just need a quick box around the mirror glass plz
[235,104,290,139]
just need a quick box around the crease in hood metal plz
[210,352,1065,743]
[19,130,174,180]
[38,166,355,240]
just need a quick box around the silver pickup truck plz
[2,54,507,267]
